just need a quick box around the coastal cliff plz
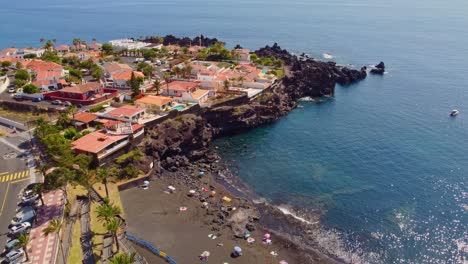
[204,44,367,135]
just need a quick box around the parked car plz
[77,104,83,108]
[63,101,72,106]
[51,100,62,105]
[8,222,31,237]
[32,97,42,102]
[24,183,40,192]
[4,248,26,263]
[13,94,23,101]
[20,192,39,204]
[3,238,20,252]
[11,206,35,225]
[8,87,15,93]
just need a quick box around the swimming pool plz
[172,105,185,111]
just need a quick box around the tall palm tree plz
[39,38,45,44]
[106,218,122,252]
[153,79,161,95]
[15,234,29,262]
[33,183,44,206]
[96,203,121,223]
[42,219,60,236]
[96,168,109,198]
[108,252,136,264]
[163,73,171,95]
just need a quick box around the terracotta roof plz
[54,45,70,51]
[104,63,132,74]
[60,82,101,94]
[36,71,63,80]
[107,105,146,118]
[167,81,199,92]
[0,48,18,55]
[136,95,173,107]
[72,130,128,154]
[73,112,98,123]
[0,57,24,63]
[199,70,216,76]
[190,89,210,100]
[24,60,63,72]
[112,70,144,81]
[88,43,102,49]
[33,80,55,86]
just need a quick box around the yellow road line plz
[0,175,4,182]
[6,174,11,181]
[0,182,11,216]
[0,172,8,175]
[11,177,30,184]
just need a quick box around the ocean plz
[1,0,467,263]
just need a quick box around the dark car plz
[32,97,42,102]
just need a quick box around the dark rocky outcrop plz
[204,44,367,136]
[370,61,385,74]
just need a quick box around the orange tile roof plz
[73,112,98,123]
[54,45,70,51]
[136,95,173,107]
[0,48,18,55]
[112,70,144,81]
[107,105,145,118]
[104,63,132,74]
[89,43,102,49]
[72,131,128,154]
[167,81,199,92]
[36,71,63,80]
[60,82,101,94]
[24,60,63,72]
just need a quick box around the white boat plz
[450,109,459,116]
[323,53,334,59]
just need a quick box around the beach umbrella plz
[143,180,149,185]
[264,233,271,239]
[199,171,205,175]
[279,261,289,264]
[201,251,210,257]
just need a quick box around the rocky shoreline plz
[131,44,369,263]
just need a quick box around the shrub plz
[22,84,40,94]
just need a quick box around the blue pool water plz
[1,0,467,263]
[172,105,185,111]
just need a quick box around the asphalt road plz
[0,139,32,250]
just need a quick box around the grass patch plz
[68,220,82,264]
[90,201,107,262]
[93,182,124,217]
[0,107,56,123]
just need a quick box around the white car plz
[5,248,26,263]
[9,222,31,237]
[8,87,15,93]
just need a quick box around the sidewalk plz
[26,190,64,264]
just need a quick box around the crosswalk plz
[0,170,29,183]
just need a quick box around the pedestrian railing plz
[125,233,177,264]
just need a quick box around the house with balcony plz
[103,62,146,89]
[54,45,70,53]
[0,48,18,58]
[71,122,144,162]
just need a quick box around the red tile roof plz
[54,45,70,51]
[72,131,127,154]
[36,71,63,80]
[104,63,132,74]
[24,60,63,72]
[73,112,98,123]
[107,105,146,118]
[167,81,199,92]
[0,48,18,55]
[136,95,173,106]
[112,70,144,81]
[60,82,101,94]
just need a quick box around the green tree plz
[56,113,71,128]
[102,43,114,54]
[15,69,30,80]
[142,49,156,60]
[41,51,61,64]
[23,84,40,94]
[15,234,30,262]
[63,127,80,140]
[153,78,161,95]
[42,219,60,236]
[128,72,142,98]
[96,203,121,223]
[1,61,12,68]
[106,218,122,252]
[91,64,103,80]
[250,53,258,62]
[109,252,136,264]
[223,80,230,91]
[96,168,109,198]
[33,183,45,205]
[23,54,37,59]
[43,40,53,50]
[15,61,23,69]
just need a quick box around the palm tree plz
[52,39,57,44]
[223,80,230,91]
[96,203,121,223]
[106,218,122,252]
[163,73,171,95]
[15,234,29,262]
[92,38,97,43]
[39,38,45,44]
[33,183,44,205]
[42,219,60,236]
[153,79,161,95]
[237,76,245,87]
[96,168,109,198]
[108,252,136,264]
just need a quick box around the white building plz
[108,39,151,50]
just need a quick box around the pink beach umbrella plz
[263,233,271,239]
[279,261,289,264]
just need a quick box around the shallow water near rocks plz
[1,0,467,262]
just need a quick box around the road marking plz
[0,171,8,175]
[0,182,11,216]
[11,177,30,184]
[0,170,30,183]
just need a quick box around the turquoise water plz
[172,105,185,111]
[1,0,467,263]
